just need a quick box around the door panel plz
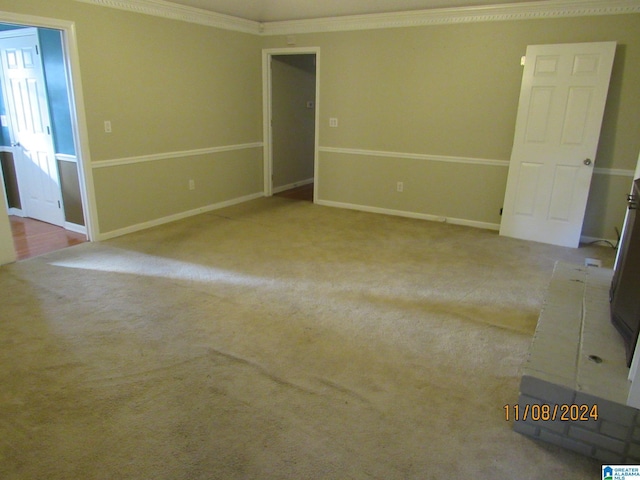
[561,87,592,144]
[500,42,616,247]
[525,87,554,143]
[535,55,559,75]
[514,163,542,216]
[548,165,578,222]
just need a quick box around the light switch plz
[104,120,112,133]
[329,118,338,128]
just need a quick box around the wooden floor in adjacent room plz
[9,216,87,261]
[274,183,314,202]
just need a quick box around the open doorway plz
[0,16,93,262]
[263,48,319,203]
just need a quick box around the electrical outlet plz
[397,181,403,192]
[188,179,195,190]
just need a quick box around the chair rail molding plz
[92,142,263,169]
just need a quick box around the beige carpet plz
[0,197,617,479]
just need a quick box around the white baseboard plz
[315,199,500,231]
[272,177,314,194]
[97,192,264,241]
[65,222,87,235]
[8,208,24,217]
[316,199,622,245]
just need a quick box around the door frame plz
[0,10,97,245]
[262,47,320,202]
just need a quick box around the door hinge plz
[35,45,39,55]
[47,126,50,135]
[58,200,61,208]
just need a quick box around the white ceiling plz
[162,0,545,23]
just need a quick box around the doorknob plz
[11,142,20,147]
[583,158,592,166]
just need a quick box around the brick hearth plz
[514,262,640,463]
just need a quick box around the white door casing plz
[0,11,96,265]
[262,47,320,202]
[0,28,64,226]
[500,42,616,248]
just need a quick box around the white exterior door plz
[500,42,616,247]
[0,28,64,226]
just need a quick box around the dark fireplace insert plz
[610,177,640,367]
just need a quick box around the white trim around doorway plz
[0,10,98,242]
[262,47,320,203]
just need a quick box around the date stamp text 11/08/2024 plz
[504,404,599,422]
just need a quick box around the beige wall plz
[93,148,262,233]
[264,14,640,239]
[319,152,508,226]
[0,1,638,262]
[0,0,263,239]
[78,5,263,233]
[584,172,636,239]
[77,9,262,160]
[0,171,14,264]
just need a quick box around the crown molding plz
[261,0,640,35]
[75,0,640,36]
[74,0,261,34]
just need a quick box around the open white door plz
[0,28,64,227]
[500,42,616,247]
